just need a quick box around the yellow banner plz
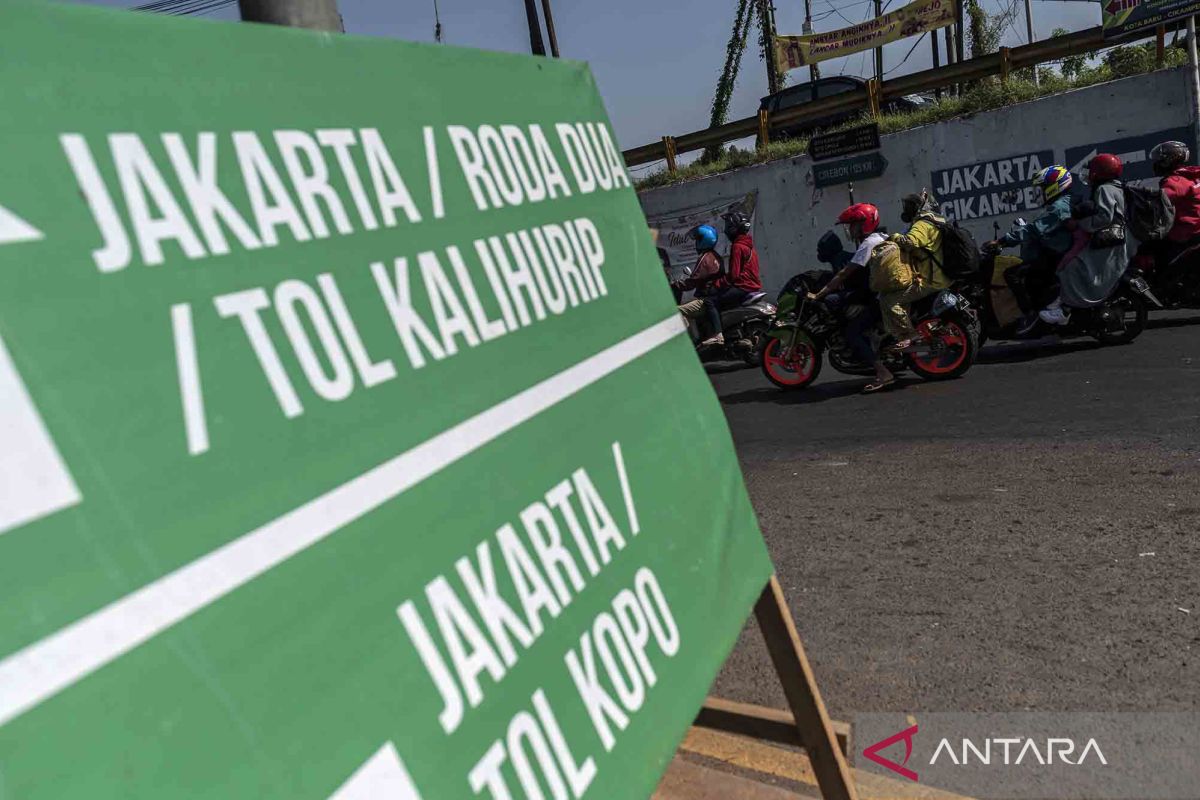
[773,0,956,70]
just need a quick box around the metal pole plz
[955,0,965,65]
[1023,0,1039,86]
[761,0,781,95]
[874,0,884,84]
[931,31,942,99]
[539,0,560,57]
[803,0,820,80]
[238,0,342,31]
[523,0,546,56]
[945,18,958,96]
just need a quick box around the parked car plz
[759,76,932,139]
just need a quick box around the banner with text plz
[1103,0,1200,39]
[0,4,772,799]
[646,192,758,283]
[773,0,956,69]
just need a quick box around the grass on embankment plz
[634,43,1188,191]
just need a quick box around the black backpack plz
[1124,184,1175,242]
[930,220,980,278]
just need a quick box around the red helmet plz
[1087,153,1123,185]
[836,203,880,234]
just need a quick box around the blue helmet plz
[691,224,719,253]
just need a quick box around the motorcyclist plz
[985,165,1075,332]
[673,224,726,346]
[807,203,890,392]
[691,210,763,348]
[880,190,950,351]
[1145,141,1200,280]
[1040,154,1128,325]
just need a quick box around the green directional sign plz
[0,3,771,798]
[812,151,889,188]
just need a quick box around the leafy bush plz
[635,45,1185,190]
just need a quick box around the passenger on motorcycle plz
[1142,141,1200,280]
[806,205,887,388]
[985,165,1075,332]
[1040,154,1129,326]
[882,190,950,348]
[674,224,726,346]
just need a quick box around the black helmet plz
[721,209,752,238]
[1151,140,1189,176]
[816,230,845,264]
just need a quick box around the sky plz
[78,0,1103,172]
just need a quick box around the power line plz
[885,31,927,74]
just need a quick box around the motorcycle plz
[663,246,776,365]
[966,219,1159,346]
[1133,240,1200,309]
[760,264,981,390]
[689,292,777,365]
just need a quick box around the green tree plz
[966,0,1004,59]
[1053,27,1086,79]
[704,0,755,162]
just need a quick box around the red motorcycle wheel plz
[906,317,975,380]
[761,333,821,389]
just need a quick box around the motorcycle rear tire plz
[906,313,979,381]
[1095,292,1148,345]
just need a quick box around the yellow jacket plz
[891,216,950,290]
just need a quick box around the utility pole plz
[760,0,781,94]
[238,0,342,31]
[944,24,957,97]
[523,0,546,56]
[803,0,820,80]
[955,0,965,65]
[931,32,942,99]
[1023,0,1039,85]
[874,0,884,84]
[540,0,560,56]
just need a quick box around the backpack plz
[930,220,981,278]
[868,242,916,293]
[1124,184,1175,241]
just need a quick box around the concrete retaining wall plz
[639,68,1199,295]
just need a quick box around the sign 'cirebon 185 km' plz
[0,4,772,798]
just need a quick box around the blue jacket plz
[1000,194,1074,264]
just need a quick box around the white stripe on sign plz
[329,743,423,799]
[0,314,686,728]
[0,333,82,536]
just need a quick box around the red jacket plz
[717,234,763,292]
[1162,166,1200,243]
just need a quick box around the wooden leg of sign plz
[1157,25,1167,67]
[662,136,678,175]
[1000,46,1011,85]
[753,575,858,800]
[757,109,770,151]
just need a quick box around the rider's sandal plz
[862,377,897,394]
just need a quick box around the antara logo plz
[863,723,1108,783]
[863,724,920,782]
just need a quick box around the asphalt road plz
[708,313,1200,718]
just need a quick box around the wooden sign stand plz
[692,575,859,800]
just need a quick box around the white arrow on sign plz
[0,203,43,246]
[0,333,81,535]
[1069,148,1148,177]
[329,743,423,799]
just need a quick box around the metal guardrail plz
[624,25,1112,169]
